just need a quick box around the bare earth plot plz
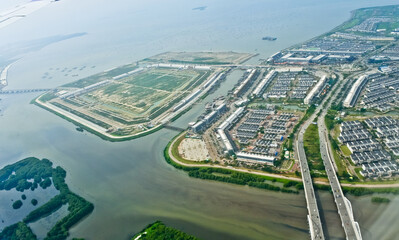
[179,138,210,161]
[141,51,255,65]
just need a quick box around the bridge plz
[163,124,186,132]
[297,121,325,240]
[317,76,362,240]
[318,122,362,240]
[0,88,51,94]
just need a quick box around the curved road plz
[167,132,399,187]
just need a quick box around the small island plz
[0,157,93,240]
[262,36,277,41]
[132,221,199,240]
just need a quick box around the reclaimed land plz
[132,221,199,240]
[0,157,93,240]
[165,133,303,194]
[32,97,163,142]
[140,51,256,65]
[166,132,399,195]
[34,52,249,141]
[37,67,209,137]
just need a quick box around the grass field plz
[303,123,325,176]
[340,145,352,156]
[332,148,347,176]
[84,68,205,117]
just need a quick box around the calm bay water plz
[1,0,398,239]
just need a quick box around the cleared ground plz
[82,68,204,118]
[141,52,254,65]
[47,67,209,135]
[179,138,210,161]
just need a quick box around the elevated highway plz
[0,88,51,94]
[317,72,362,240]
[318,120,362,240]
[297,120,325,240]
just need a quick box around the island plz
[34,52,255,141]
[0,157,93,240]
[132,221,199,240]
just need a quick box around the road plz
[168,132,309,181]
[318,117,362,240]
[317,74,362,240]
[297,115,325,240]
[294,70,349,240]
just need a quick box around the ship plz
[262,36,277,41]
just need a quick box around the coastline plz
[165,131,399,192]
[33,96,164,142]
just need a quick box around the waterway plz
[0,0,399,239]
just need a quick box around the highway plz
[297,116,325,240]
[294,71,349,240]
[317,75,362,240]
[318,116,362,240]
[295,71,345,240]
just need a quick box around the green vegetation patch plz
[303,123,325,176]
[0,157,93,240]
[12,200,23,209]
[132,221,199,240]
[0,157,53,192]
[371,196,391,203]
[328,133,348,177]
[0,222,37,240]
[340,145,352,157]
[31,199,38,206]
[285,104,316,152]
[342,186,399,196]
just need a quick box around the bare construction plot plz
[179,138,210,161]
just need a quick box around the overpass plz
[0,88,51,94]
